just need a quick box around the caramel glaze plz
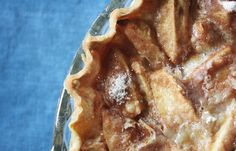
[80,0,236,150]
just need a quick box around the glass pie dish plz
[51,0,134,150]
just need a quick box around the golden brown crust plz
[64,0,236,150]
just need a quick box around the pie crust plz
[64,0,236,151]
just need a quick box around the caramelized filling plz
[70,0,236,150]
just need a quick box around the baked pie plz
[64,0,236,150]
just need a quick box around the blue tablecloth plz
[0,0,109,150]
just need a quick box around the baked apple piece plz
[121,20,165,69]
[155,0,191,63]
[103,49,144,118]
[102,108,179,151]
[150,69,197,133]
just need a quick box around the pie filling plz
[67,0,236,151]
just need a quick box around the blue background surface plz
[0,0,109,150]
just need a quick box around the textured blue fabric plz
[0,0,109,150]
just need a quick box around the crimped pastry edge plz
[64,0,143,150]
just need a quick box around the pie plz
[64,0,236,151]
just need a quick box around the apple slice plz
[150,69,197,131]
[156,0,191,63]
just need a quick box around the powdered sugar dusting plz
[108,73,131,104]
